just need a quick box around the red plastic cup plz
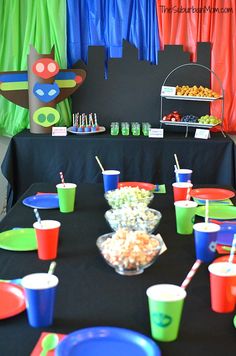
[33,220,61,260]
[172,182,193,202]
[208,262,236,313]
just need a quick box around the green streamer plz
[0,0,70,136]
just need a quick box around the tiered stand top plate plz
[161,94,223,101]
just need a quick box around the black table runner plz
[1,129,235,209]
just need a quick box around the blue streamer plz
[66,0,160,77]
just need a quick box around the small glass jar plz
[131,122,141,136]
[121,122,130,136]
[142,122,151,136]
[110,122,119,136]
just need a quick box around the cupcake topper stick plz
[94,113,97,126]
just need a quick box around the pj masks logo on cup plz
[209,241,217,252]
[153,312,172,327]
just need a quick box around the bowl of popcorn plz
[96,229,163,275]
[105,207,162,233]
[104,187,154,209]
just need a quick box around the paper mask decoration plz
[33,82,60,102]
[32,58,59,79]
[0,46,86,133]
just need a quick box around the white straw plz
[95,156,105,172]
[174,154,180,170]
[227,234,236,272]
[48,261,57,275]
[205,200,209,224]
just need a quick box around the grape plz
[181,114,198,123]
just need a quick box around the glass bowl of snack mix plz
[104,187,154,209]
[96,229,163,275]
[105,207,162,233]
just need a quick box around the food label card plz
[149,128,164,138]
[195,129,210,139]
[156,233,167,255]
[161,86,176,96]
[52,127,67,136]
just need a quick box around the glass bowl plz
[96,230,163,276]
[104,187,154,209]
[105,207,162,233]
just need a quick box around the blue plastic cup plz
[22,273,58,327]
[193,223,220,263]
[175,169,192,183]
[102,170,120,192]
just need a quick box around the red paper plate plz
[0,282,26,319]
[118,182,155,191]
[213,255,236,263]
[191,188,235,201]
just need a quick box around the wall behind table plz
[72,41,211,129]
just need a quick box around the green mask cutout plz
[33,107,60,127]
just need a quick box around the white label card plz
[149,128,164,138]
[156,234,167,255]
[195,129,210,139]
[52,127,67,136]
[161,86,176,96]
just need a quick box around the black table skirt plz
[1,129,236,208]
[0,182,235,355]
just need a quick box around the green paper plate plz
[0,228,37,251]
[196,205,236,220]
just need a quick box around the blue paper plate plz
[22,194,59,209]
[55,326,161,356]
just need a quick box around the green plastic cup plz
[146,284,186,342]
[121,122,130,136]
[56,183,77,213]
[110,122,119,136]
[131,122,141,136]
[174,200,198,235]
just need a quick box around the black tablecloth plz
[0,182,235,356]
[1,129,236,208]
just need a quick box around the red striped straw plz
[180,259,202,289]
[59,171,65,187]
[186,186,191,201]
